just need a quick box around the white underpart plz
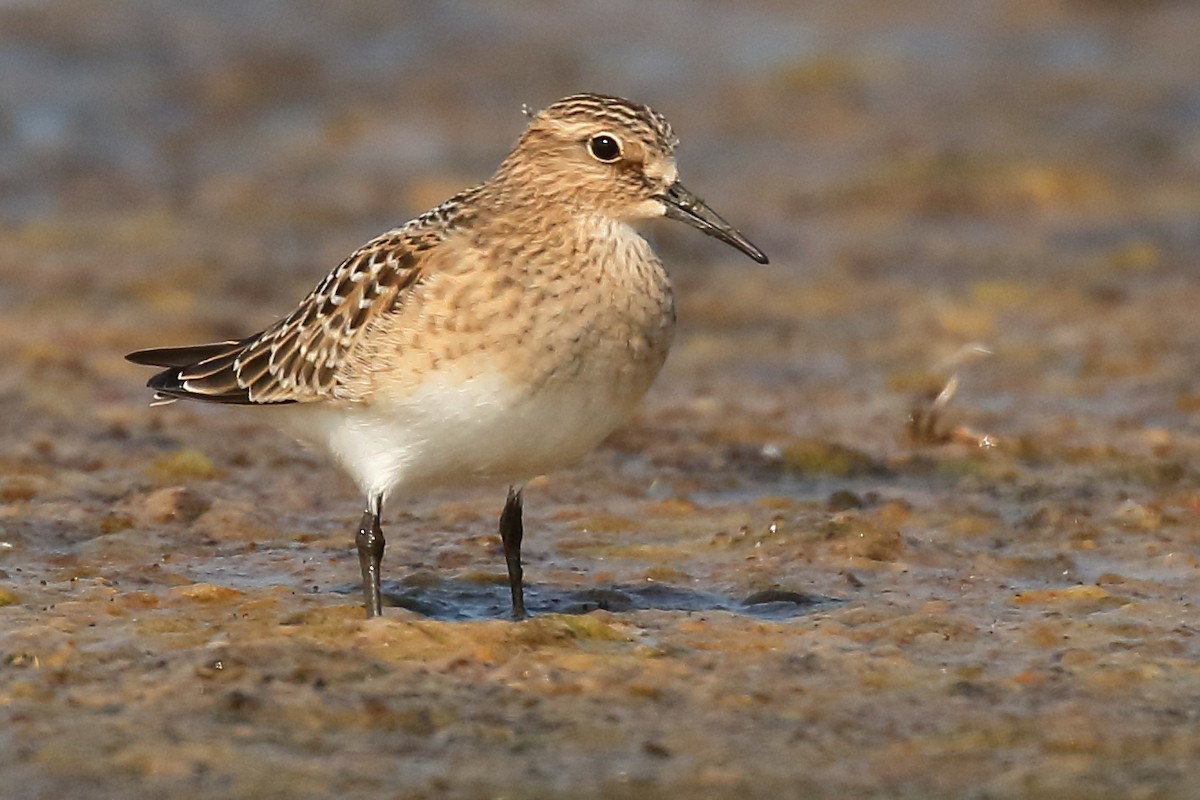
[274,369,644,504]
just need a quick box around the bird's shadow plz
[337,578,835,621]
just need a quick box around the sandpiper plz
[127,93,768,619]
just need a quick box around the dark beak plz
[657,181,769,264]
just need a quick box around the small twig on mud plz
[907,343,996,447]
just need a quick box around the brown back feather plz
[126,186,480,405]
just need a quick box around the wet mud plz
[2,2,1199,798]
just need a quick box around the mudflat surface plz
[2,2,1200,798]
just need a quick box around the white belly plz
[274,367,653,501]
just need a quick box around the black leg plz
[356,499,385,618]
[498,486,526,619]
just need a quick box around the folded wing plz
[127,230,425,406]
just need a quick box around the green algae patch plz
[514,614,627,646]
[780,438,886,478]
[553,613,629,642]
[146,449,219,483]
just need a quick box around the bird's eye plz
[587,134,622,163]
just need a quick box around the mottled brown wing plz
[134,230,424,405]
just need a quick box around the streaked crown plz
[537,93,679,155]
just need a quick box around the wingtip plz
[125,340,246,369]
[125,348,159,366]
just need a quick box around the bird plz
[126,92,768,619]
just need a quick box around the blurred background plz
[2,0,1198,428]
[3,2,1200,798]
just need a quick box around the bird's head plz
[494,93,767,264]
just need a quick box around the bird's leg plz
[498,486,526,619]
[356,498,385,618]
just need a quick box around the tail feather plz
[127,338,295,406]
